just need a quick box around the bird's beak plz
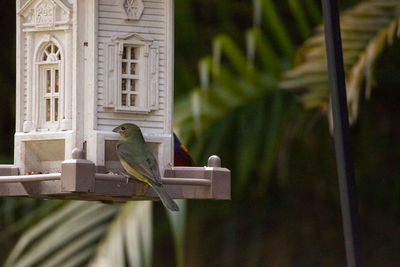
[112,126,120,133]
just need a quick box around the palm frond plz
[174,33,278,140]
[174,0,318,189]
[0,198,65,264]
[174,0,318,142]
[280,0,400,124]
[288,0,312,38]
[5,201,155,267]
[4,201,118,267]
[261,0,295,59]
[89,202,153,267]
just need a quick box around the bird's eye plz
[121,126,126,131]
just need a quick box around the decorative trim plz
[18,0,72,31]
[18,0,72,16]
[118,0,144,21]
[111,32,154,44]
[35,0,56,27]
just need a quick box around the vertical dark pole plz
[320,1,362,267]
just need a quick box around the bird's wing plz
[116,142,162,185]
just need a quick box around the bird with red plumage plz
[173,133,194,167]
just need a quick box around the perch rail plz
[0,173,212,186]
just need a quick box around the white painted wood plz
[95,0,173,170]
[15,0,173,174]
[165,0,174,164]
[61,29,72,130]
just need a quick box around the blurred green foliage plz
[172,0,400,266]
[174,0,252,96]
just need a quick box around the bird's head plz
[112,123,143,140]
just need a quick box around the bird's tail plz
[150,182,179,212]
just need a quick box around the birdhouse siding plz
[96,0,169,134]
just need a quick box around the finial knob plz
[208,155,221,167]
[72,148,84,160]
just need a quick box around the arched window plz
[42,44,61,62]
[37,43,62,129]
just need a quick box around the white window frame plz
[104,33,159,113]
[119,45,143,109]
[41,65,60,126]
[35,42,64,131]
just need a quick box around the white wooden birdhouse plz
[0,0,230,202]
[14,0,174,174]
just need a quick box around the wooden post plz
[61,148,95,193]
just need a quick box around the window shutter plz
[148,46,159,110]
[104,43,116,108]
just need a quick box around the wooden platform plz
[0,153,231,203]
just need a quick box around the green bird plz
[113,123,179,212]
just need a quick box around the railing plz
[0,173,61,183]
[0,172,212,187]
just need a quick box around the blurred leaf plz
[90,202,153,267]
[288,0,312,38]
[4,201,118,267]
[174,0,319,191]
[246,28,283,76]
[5,201,154,267]
[166,200,187,267]
[0,199,63,243]
[304,0,322,25]
[280,0,400,125]
[261,0,295,59]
